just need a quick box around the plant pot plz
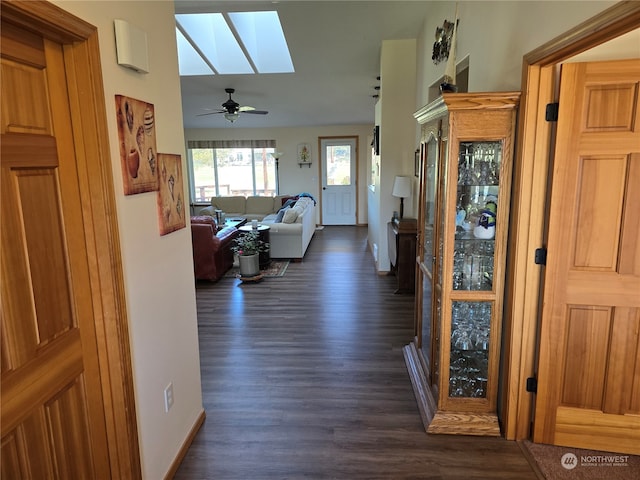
[238,253,260,277]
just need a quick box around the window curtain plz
[187,140,276,149]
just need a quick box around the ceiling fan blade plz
[196,110,226,117]
[238,106,255,112]
[243,110,268,115]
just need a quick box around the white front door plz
[320,137,357,225]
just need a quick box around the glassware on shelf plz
[458,142,473,185]
[456,141,502,187]
[452,239,494,291]
[449,301,492,398]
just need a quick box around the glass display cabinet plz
[404,92,520,436]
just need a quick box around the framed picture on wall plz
[156,153,186,235]
[115,95,158,195]
[298,143,311,164]
[372,125,380,155]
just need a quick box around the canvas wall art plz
[156,153,186,235]
[297,143,311,164]
[115,94,158,195]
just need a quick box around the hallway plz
[175,226,536,479]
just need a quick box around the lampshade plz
[272,151,284,159]
[392,176,411,198]
[224,112,239,123]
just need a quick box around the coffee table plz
[223,217,247,229]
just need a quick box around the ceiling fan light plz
[224,112,239,123]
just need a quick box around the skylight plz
[175,11,294,76]
[175,27,214,76]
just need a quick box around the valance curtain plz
[187,140,276,149]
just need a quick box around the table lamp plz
[392,176,411,219]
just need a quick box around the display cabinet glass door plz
[419,134,439,384]
[453,141,501,292]
[448,140,502,401]
[449,301,491,398]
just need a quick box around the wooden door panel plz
[1,146,75,359]
[2,415,51,480]
[619,154,640,276]
[583,83,637,132]
[629,325,640,414]
[573,156,626,270]
[604,307,640,415]
[1,376,93,479]
[15,168,74,341]
[46,378,94,478]
[561,306,611,409]
[534,59,640,454]
[0,59,50,135]
[1,18,108,478]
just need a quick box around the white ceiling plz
[175,1,640,131]
[175,0,431,129]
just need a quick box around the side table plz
[238,224,271,268]
[388,218,417,294]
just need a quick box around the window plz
[187,140,276,202]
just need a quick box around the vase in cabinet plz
[404,92,520,436]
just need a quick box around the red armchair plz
[190,216,238,281]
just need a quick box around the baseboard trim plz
[164,408,206,480]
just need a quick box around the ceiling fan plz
[198,88,268,123]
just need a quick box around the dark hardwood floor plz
[175,226,537,479]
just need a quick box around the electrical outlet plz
[164,382,174,412]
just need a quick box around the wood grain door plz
[1,20,111,477]
[533,59,640,454]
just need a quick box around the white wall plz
[416,1,616,106]
[51,2,203,479]
[368,101,383,262]
[184,125,373,225]
[373,39,417,272]
[410,1,618,231]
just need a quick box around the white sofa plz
[202,195,287,221]
[199,195,316,259]
[261,197,316,259]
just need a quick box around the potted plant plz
[231,230,269,277]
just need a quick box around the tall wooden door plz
[1,20,111,477]
[533,59,640,454]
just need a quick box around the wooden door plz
[533,59,640,454]
[1,20,111,477]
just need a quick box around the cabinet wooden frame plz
[406,92,520,436]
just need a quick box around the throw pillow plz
[281,195,299,206]
[274,207,288,223]
[282,198,297,209]
[282,208,299,224]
